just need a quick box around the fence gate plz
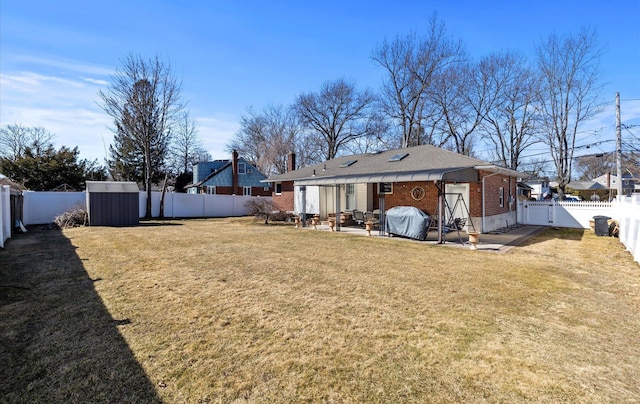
[518,199,615,229]
[521,200,554,225]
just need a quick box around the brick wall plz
[270,176,517,217]
[378,177,515,219]
[212,185,272,197]
[381,181,441,215]
[251,187,273,197]
[477,171,516,216]
[272,181,294,211]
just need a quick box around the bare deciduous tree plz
[372,15,463,148]
[228,106,268,168]
[479,52,540,170]
[536,27,603,199]
[228,104,305,175]
[574,153,614,180]
[0,124,55,160]
[171,112,204,174]
[294,78,381,160]
[99,53,184,218]
[431,60,492,156]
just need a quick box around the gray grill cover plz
[385,206,430,240]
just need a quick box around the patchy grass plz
[1,218,639,403]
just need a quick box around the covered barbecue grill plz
[385,206,431,240]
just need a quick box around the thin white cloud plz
[0,69,113,161]
[11,53,114,77]
[0,62,242,163]
[581,99,640,135]
[1,72,85,94]
[82,77,110,86]
[196,114,241,159]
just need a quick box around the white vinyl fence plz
[21,191,270,225]
[617,194,640,264]
[139,192,268,218]
[23,191,86,226]
[518,200,616,229]
[0,185,11,248]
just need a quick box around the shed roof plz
[86,181,139,193]
[264,144,525,185]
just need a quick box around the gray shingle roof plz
[264,145,523,184]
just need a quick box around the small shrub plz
[269,211,295,222]
[54,207,88,228]
[245,198,273,224]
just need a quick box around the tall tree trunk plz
[145,147,152,219]
[159,171,168,218]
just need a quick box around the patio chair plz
[452,217,467,231]
[352,210,365,227]
[364,211,380,228]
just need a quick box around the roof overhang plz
[474,165,528,179]
[292,167,478,186]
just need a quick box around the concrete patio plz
[297,221,547,253]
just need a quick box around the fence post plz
[1,185,14,247]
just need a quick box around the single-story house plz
[263,144,526,237]
[592,173,640,196]
[517,182,534,200]
[186,151,271,196]
[565,180,608,201]
[522,177,551,200]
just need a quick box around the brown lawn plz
[1,217,639,403]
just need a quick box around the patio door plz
[345,184,356,211]
[320,186,337,219]
[445,183,470,229]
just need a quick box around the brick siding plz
[272,181,295,211]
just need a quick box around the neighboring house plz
[523,177,551,200]
[567,180,605,191]
[264,144,526,234]
[186,151,271,196]
[517,182,533,200]
[592,173,639,196]
[565,180,607,201]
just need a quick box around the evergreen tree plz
[0,144,106,191]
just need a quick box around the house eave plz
[290,167,479,186]
[474,165,528,179]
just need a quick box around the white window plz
[238,162,246,174]
[243,186,252,196]
[378,182,393,194]
[207,186,216,195]
[275,182,282,195]
[346,183,356,210]
[499,186,504,208]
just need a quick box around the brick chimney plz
[287,152,296,172]
[232,150,239,194]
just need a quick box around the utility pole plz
[616,92,623,198]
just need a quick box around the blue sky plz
[1,0,639,164]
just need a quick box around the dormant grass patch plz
[1,218,638,402]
